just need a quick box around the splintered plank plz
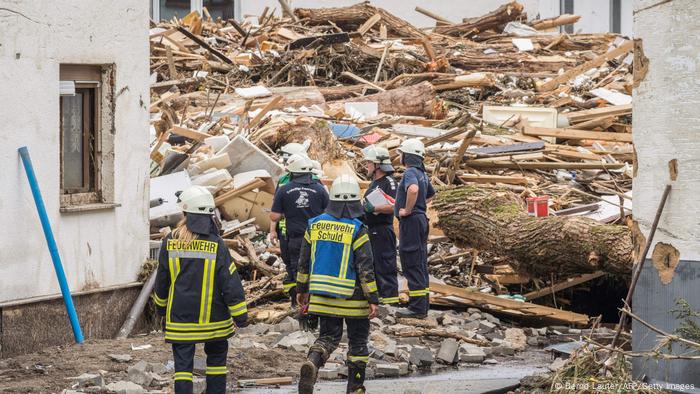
[465,161,624,170]
[537,40,633,92]
[169,126,210,142]
[429,281,589,325]
[524,271,605,300]
[565,104,632,124]
[459,174,529,185]
[523,126,632,142]
[468,141,545,156]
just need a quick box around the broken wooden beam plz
[565,104,632,124]
[169,126,210,142]
[434,1,524,37]
[524,271,606,300]
[458,174,529,185]
[538,40,633,92]
[429,281,590,326]
[465,161,625,170]
[522,126,632,142]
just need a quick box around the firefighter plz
[269,154,329,308]
[153,186,248,394]
[361,145,399,305]
[296,175,379,394]
[394,138,435,319]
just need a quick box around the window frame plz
[59,64,118,212]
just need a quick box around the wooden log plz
[433,187,634,278]
[522,126,632,142]
[294,2,425,38]
[387,327,490,346]
[170,126,210,142]
[434,1,524,37]
[537,40,634,92]
[329,81,441,118]
[530,14,580,30]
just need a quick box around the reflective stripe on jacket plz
[153,234,248,343]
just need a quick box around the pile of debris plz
[148,0,635,329]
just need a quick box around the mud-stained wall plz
[632,0,700,386]
[0,2,150,303]
[0,287,153,358]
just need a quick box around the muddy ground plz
[0,332,303,393]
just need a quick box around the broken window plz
[59,64,118,211]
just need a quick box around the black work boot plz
[346,361,367,394]
[299,350,324,394]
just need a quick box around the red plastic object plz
[526,196,549,217]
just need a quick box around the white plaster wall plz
[0,1,150,303]
[238,0,544,28]
[633,0,700,261]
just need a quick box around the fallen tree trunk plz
[329,81,444,118]
[530,14,581,30]
[434,1,524,37]
[294,2,425,38]
[432,187,633,278]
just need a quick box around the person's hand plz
[297,293,309,307]
[269,229,278,245]
[368,304,378,319]
[399,208,411,217]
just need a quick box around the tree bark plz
[294,2,426,38]
[432,187,634,278]
[434,1,524,37]
[329,81,444,118]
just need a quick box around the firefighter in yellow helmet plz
[153,186,248,394]
[296,175,379,394]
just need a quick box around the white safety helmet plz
[177,185,215,214]
[310,160,324,177]
[330,175,361,202]
[278,142,308,160]
[361,145,394,172]
[286,154,314,173]
[397,138,425,158]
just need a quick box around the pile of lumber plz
[147,1,636,325]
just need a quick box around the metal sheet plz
[632,259,700,387]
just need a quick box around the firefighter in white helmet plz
[270,154,329,309]
[394,138,435,319]
[153,186,248,393]
[360,145,399,305]
[296,174,378,394]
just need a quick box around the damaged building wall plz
[0,2,150,304]
[632,0,700,386]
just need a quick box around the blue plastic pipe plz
[18,146,84,344]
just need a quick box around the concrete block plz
[478,320,496,333]
[397,362,410,376]
[148,363,168,375]
[469,312,482,321]
[105,381,145,394]
[375,363,401,377]
[436,338,459,364]
[318,367,341,380]
[273,316,300,333]
[459,345,486,363]
[127,361,153,387]
[483,358,499,365]
[409,346,434,367]
[396,336,420,346]
[108,354,133,363]
[442,314,465,326]
[275,331,316,350]
[75,373,104,387]
[463,320,480,331]
[467,308,480,314]
[504,327,527,351]
[193,357,207,375]
[482,312,500,325]
[237,323,271,336]
[492,345,515,356]
[193,377,206,394]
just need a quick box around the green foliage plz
[671,298,700,343]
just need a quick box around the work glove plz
[363,200,375,213]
